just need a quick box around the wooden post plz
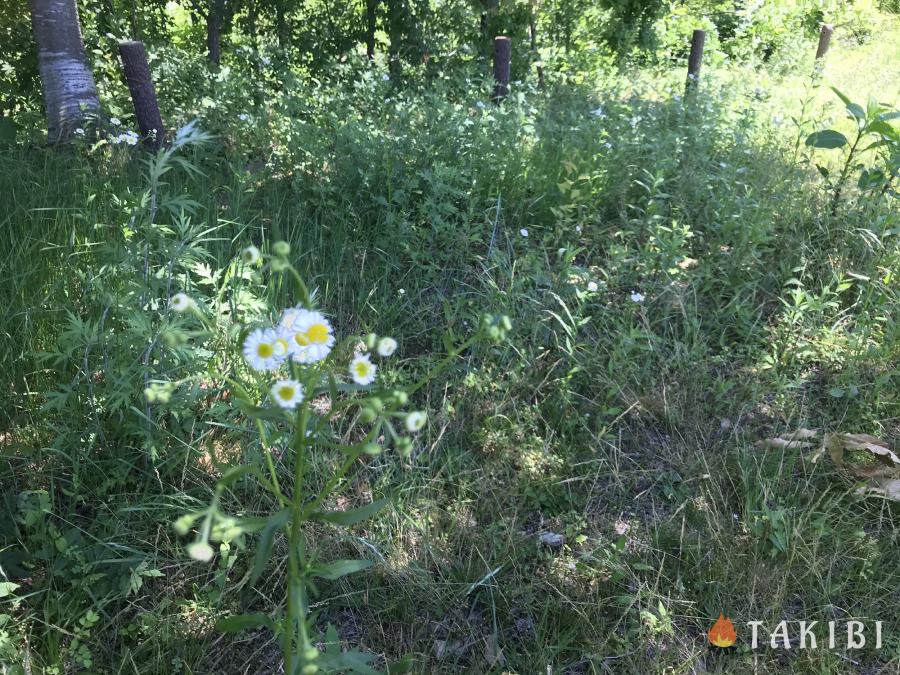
[492,36,511,102]
[815,23,834,61]
[118,40,165,150]
[685,29,705,94]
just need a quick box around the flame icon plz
[708,613,737,648]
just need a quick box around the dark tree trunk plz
[29,0,101,143]
[492,36,510,101]
[276,1,289,49]
[365,0,379,60]
[207,10,221,66]
[529,2,544,88]
[118,40,165,150]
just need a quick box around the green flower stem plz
[285,387,313,673]
[407,334,479,396]
[285,264,312,310]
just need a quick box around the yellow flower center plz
[256,342,274,358]
[354,362,370,376]
[294,322,330,346]
[278,386,295,400]
[274,338,289,355]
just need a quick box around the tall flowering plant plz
[160,242,510,673]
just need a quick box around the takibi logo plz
[708,614,737,648]
[706,614,886,650]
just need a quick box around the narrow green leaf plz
[805,130,848,149]
[310,559,373,580]
[216,613,273,632]
[830,87,852,107]
[250,508,291,584]
[846,102,866,121]
[311,498,388,527]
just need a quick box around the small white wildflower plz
[587,281,598,292]
[519,228,529,238]
[243,328,283,371]
[280,309,335,363]
[270,379,304,409]
[590,106,604,117]
[377,337,397,357]
[398,289,405,296]
[238,113,250,122]
[405,411,427,433]
[261,56,271,65]
[241,245,261,264]
[170,293,194,313]
[187,541,214,562]
[475,101,486,109]
[772,114,784,126]
[382,74,390,81]
[123,131,138,146]
[349,354,377,385]
[603,142,612,150]
[74,128,85,136]
[630,291,645,303]
[575,225,583,234]
[110,117,121,126]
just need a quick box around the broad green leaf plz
[846,103,866,121]
[830,87,852,107]
[805,130,848,149]
[311,498,388,527]
[216,613,273,632]
[250,508,291,584]
[310,559,373,580]
[867,120,898,140]
[0,582,20,598]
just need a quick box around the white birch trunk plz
[29,0,101,143]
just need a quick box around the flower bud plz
[362,443,382,456]
[360,408,377,423]
[273,240,290,256]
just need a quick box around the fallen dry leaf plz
[824,432,900,478]
[857,476,900,501]
[756,428,818,450]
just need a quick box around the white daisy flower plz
[110,117,121,126]
[405,411,427,433]
[349,354,377,385]
[377,337,397,357]
[271,379,304,409]
[170,293,194,313]
[273,335,290,358]
[587,281,598,292]
[382,74,390,81]
[187,541,214,561]
[241,245,261,264]
[243,328,282,371]
[123,131,138,146]
[630,291,645,303]
[519,228,529,238]
[238,113,250,121]
[281,309,335,363]
[74,128,85,136]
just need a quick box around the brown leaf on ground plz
[756,428,818,449]
[856,476,900,501]
[824,432,900,478]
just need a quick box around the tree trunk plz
[118,41,165,150]
[207,9,221,66]
[29,0,100,143]
[365,0,379,60]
